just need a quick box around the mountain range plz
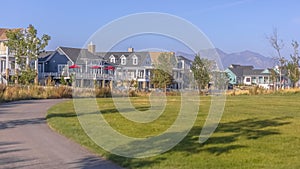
[177,48,275,69]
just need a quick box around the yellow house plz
[0,28,21,84]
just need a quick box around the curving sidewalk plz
[0,99,122,169]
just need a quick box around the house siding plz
[45,52,70,72]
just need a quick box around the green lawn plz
[47,94,300,169]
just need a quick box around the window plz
[132,55,138,65]
[246,77,251,82]
[58,64,66,73]
[109,55,115,63]
[121,55,126,65]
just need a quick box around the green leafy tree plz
[4,24,50,85]
[191,54,210,92]
[151,52,176,91]
[286,41,300,88]
[18,69,36,85]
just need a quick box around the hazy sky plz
[1,0,300,57]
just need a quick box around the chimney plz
[128,47,134,52]
[88,41,96,54]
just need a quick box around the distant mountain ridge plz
[176,48,275,69]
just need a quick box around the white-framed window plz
[132,55,138,65]
[109,55,115,63]
[58,64,66,73]
[121,55,126,65]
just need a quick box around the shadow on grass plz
[46,106,151,119]
[106,116,291,168]
[68,156,122,169]
[46,106,292,168]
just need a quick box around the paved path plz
[0,99,122,169]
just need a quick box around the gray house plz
[38,45,115,87]
[97,49,153,89]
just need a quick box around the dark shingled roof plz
[58,47,102,64]
[97,51,150,67]
[38,51,55,62]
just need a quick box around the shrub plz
[95,87,112,98]
[0,84,7,102]
[129,90,137,97]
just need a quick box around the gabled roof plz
[58,46,102,64]
[243,69,265,76]
[176,55,192,62]
[97,52,131,65]
[228,64,273,77]
[97,51,150,67]
[228,67,244,77]
[38,51,55,62]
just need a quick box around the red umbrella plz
[69,64,80,69]
[91,65,101,69]
[104,66,115,70]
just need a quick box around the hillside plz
[177,48,275,69]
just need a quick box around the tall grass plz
[0,84,72,102]
[227,86,300,96]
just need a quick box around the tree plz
[4,24,50,85]
[267,28,286,89]
[286,41,300,88]
[151,52,176,91]
[191,54,210,92]
[269,69,279,91]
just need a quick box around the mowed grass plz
[47,94,300,169]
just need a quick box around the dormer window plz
[109,55,115,63]
[132,55,138,65]
[120,55,126,65]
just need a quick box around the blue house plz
[38,45,115,87]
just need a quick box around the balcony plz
[75,73,115,80]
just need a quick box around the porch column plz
[143,81,146,89]
[84,60,87,73]
[5,47,9,79]
[102,80,105,88]
[143,69,146,79]
[110,80,113,89]
[34,59,38,85]
[0,60,3,73]
[135,69,138,79]
[81,79,84,87]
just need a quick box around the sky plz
[1,0,300,58]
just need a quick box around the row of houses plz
[36,45,192,89]
[1,28,193,89]
[1,28,295,90]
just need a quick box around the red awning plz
[69,64,80,69]
[104,66,115,70]
[91,65,101,69]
